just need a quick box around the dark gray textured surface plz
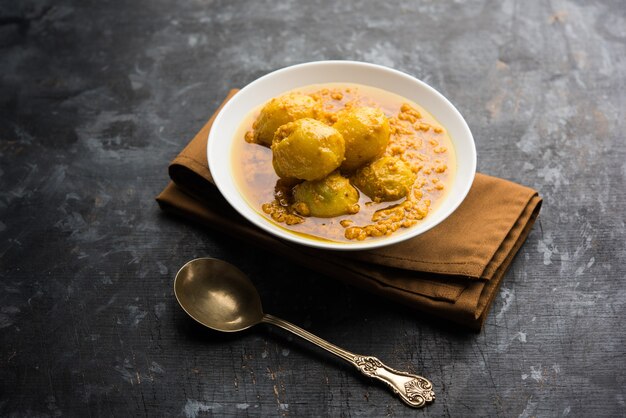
[1,0,625,416]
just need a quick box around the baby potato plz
[352,156,416,202]
[293,172,360,218]
[333,106,390,172]
[271,118,345,181]
[254,93,318,145]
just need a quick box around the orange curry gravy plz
[232,83,456,243]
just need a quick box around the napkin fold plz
[157,89,542,330]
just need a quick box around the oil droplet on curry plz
[232,83,456,243]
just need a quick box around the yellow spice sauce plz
[231,83,456,243]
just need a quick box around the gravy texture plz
[232,83,456,243]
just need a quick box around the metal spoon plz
[174,257,435,408]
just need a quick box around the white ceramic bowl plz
[208,61,476,251]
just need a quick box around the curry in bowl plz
[232,83,456,242]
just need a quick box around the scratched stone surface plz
[1,0,625,416]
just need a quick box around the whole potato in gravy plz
[333,106,390,172]
[293,172,359,218]
[352,156,416,202]
[254,93,318,145]
[271,118,345,181]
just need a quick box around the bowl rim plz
[208,60,476,251]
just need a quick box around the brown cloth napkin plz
[157,89,542,330]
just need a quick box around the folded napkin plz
[157,89,542,330]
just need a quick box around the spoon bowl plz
[174,258,263,332]
[174,257,435,408]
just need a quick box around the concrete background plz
[1,0,625,416]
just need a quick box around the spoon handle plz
[261,314,435,408]
[262,314,355,362]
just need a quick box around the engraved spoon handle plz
[261,314,435,408]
